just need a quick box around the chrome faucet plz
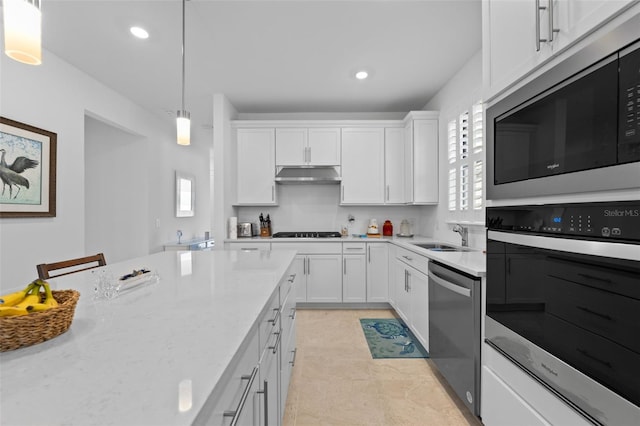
[452,224,469,247]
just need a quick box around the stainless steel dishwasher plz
[428,261,481,417]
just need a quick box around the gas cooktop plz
[272,231,342,238]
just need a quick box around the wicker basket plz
[0,289,80,352]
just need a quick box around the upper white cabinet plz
[404,112,439,205]
[341,128,385,204]
[275,128,340,166]
[384,128,406,204]
[483,0,635,99]
[236,128,277,205]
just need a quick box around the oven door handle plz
[487,230,640,261]
[429,271,471,298]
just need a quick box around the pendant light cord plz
[181,0,186,111]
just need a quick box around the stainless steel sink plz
[411,242,468,252]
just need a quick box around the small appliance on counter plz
[237,222,254,238]
[366,218,380,237]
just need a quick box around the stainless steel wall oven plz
[486,13,640,200]
[486,201,640,425]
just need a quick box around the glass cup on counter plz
[92,269,118,300]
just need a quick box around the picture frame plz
[175,171,195,217]
[0,117,57,218]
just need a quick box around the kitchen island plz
[0,249,296,425]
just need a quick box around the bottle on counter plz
[383,220,393,236]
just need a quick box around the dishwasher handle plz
[429,271,471,298]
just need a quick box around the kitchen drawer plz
[343,242,366,254]
[225,241,271,251]
[271,242,342,254]
[396,247,429,274]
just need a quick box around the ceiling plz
[37,0,482,130]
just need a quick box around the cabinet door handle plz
[269,331,281,354]
[535,0,548,51]
[341,185,344,202]
[257,379,269,426]
[289,348,298,366]
[268,308,280,325]
[288,273,296,283]
[308,146,311,163]
[303,257,306,275]
[223,366,258,426]
[368,246,371,263]
[343,258,346,275]
[289,307,296,320]
[307,258,311,275]
[548,0,559,41]
[386,185,390,201]
[271,185,275,202]
[407,271,411,292]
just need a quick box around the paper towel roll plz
[229,217,238,239]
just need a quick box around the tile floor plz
[283,309,483,426]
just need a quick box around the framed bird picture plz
[0,117,57,218]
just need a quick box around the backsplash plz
[236,185,436,236]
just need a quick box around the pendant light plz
[2,0,42,65]
[176,0,190,146]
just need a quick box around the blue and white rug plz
[359,318,429,359]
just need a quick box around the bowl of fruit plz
[0,280,80,352]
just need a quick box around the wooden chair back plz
[37,253,107,280]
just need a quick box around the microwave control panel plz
[487,201,640,242]
[619,41,640,161]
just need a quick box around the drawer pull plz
[268,308,280,325]
[577,305,613,321]
[290,348,298,366]
[402,255,413,261]
[223,366,258,425]
[241,247,258,251]
[288,273,296,283]
[577,348,612,369]
[269,331,282,354]
[257,380,269,426]
[289,307,296,320]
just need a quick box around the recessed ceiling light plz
[355,71,369,80]
[130,26,149,39]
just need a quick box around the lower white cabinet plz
[343,254,367,302]
[271,243,343,303]
[366,243,389,302]
[394,248,430,350]
[206,263,297,426]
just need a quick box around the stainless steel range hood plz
[275,166,341,184]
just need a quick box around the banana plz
[0,282,37,306]
[13,283,43,309]
[26,303,53,313]
[41,281,58,307]
[0,306,29,317]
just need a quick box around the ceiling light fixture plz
[2,0,42,65]
[355,70,369,80]
[130,26,149,39]
[176,0,190,146]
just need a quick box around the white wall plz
[237,185,435,237]
[422,50,486,249]
[0,50,211,291]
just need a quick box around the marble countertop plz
[0,249,296,426]
[225,235,486,277]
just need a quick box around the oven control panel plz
[487,201,640,242]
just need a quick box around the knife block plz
[260,227,271,237]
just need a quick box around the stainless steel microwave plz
[487,13,640,200]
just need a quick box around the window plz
[447,101,484,220]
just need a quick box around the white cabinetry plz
[394,247,430,350]
[384,128,405,204]
[366,243,389,302]
[271,242,343,303]
[404,112,438,204]
[236,128,276,205]
[340,128,385,204]
[275,127,340,166]
[483,0,635,99]
[342,243,367,303]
